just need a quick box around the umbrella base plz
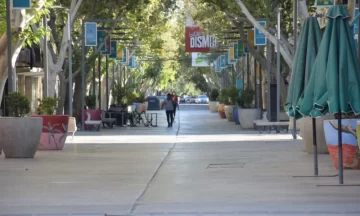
[293,174,338,178]
[317,184,360,187]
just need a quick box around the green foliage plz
[5,92,30,117]
[219,88,229,104]
[240,88,255,108]
[227,87,239,105]
[209,89,219,101]
[85,95,97,109]
[38,97,58,115]
[111,82,124,106]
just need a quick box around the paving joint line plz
[129,110,181,213]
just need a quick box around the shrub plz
[85,95,96,109]
[227,87,239,105]
[38,97,58,115]
[209,89,219,101]
[241,88,255,108]
[5,92,30,117]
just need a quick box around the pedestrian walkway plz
[1,108,360,216]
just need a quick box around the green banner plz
[316,0,334,7]
[237,40,244,57]
[109,41,117,59]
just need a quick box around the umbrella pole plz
[293,118,338,178]
[338,114,344,184]
[312,118,319,176]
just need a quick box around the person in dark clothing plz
[161,93,175,127]
[172,92,179,118]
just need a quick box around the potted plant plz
[224,87,238,122]
[34,97,69,150]
[218,89,227,119]
[209,89,219,112]
[0,92,42,158]
[85,95,96,109]
[237,88,261,129]
[323,114,360,169]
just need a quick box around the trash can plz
[146,96,160,110]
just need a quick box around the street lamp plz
[52,6,72,116]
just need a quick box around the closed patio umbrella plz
[285,17,323,177]
[299,5,360,184]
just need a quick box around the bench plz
[253,112,289,134]
[68,117,77,140]
[101,111,116,128]
[85,112,102,131]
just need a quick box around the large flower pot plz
[218,104,226,119]
[0,117,42,158]
[299,116,331,154]
[209,101,219,112]
[233,106,240,125]
[224,105,235,122]
[238,108,261,129]
[33,115,69,150]
[324,119,360,169]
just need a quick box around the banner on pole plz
[254,21,267,45]
[101,35,111,55]
[192,52,211,67]
[13,0,31,9]
[97,30,106,52]
[119,48,127,64]
[237,40,244,57]
[85,22,97,46]
[247,30,255,47]
[315,0,334,7]
[220,55,226,68]
[116,45,123,60]
[229,47,236,64]
[109,41,117,59]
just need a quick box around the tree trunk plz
[64,82,70,115]
[73,75,83,113]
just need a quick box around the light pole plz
[5,0,14,93]
[276,8,282,123]
[52,6,72,116]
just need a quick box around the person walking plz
[172,92,179,118]
[161,93,175,127]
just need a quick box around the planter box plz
[33,115,69,150]
[299,116,331,154]
[209,101,218,112]
[218,104,226,119]
[238,108,261,129]
[224,105,235,122]
[324,119,360,169]
[0,117,42,158]
[233,106,240,125]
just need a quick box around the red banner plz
[185,27,216,52]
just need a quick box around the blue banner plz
[85,22,97,47]
[220,55,226,68]
[254,21,267,45]
[109,41,117,59]
[234,43,239,59]
[129,56,136,69]
[13,0,31,8]
[97,30,106,52]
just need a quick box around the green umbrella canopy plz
[298,5,360,117]
[286,17,322,120]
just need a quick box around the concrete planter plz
[209,101,218,112]
[224,105,235,122]
[324,119,360,169]
[0,117,42,158]
[299,116,331,154]
[33,115,69,150]
[238,108,261,129]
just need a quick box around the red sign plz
[185,26,216,52]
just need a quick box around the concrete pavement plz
[1,106,360,215]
